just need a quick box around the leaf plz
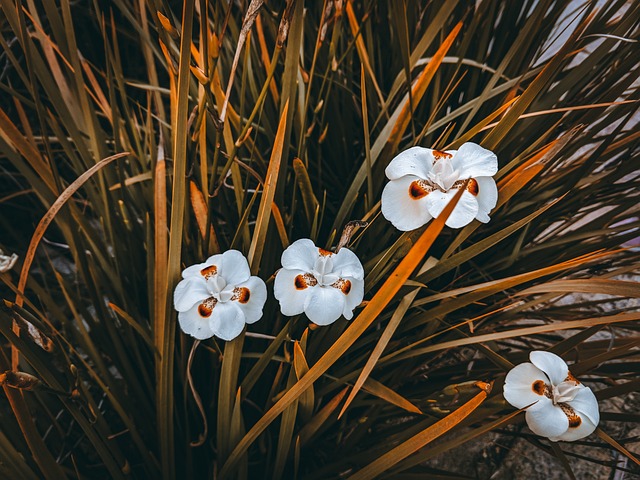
[332,21,462,233]
[160,1,195,476]
[596,428,640,467]
[361,377,422,415]
[340,287,421,418]
[349,382,491,480]
[248,100,289,274]
[218,180,468,478]
[299,387,349,446]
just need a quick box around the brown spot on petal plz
[532,380,547,396]
[467,178,479,196]
[318,248,333,256]
[331,278,352,295]
[294,273,318,290]
[233,287,251,304]
[568,413,582,428]
[200,265,218,279]
[564,371,580,385]
[409,180,431,200]
[559,403,582,428]
[432,149,452,161]
[198,297,216,318]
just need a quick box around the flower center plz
[551,381,581,405]
[205,275,234,302]
[427,157,460,191]
[311,256,339,286]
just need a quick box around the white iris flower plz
[503,351,600,442]
[173,250,267,341]
[381,142,498,230]
[273,239,364,326]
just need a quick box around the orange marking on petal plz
[331,278,352,295]
[318,248,333,256]
[568,413,582,428]
[432,149,452,161]
[564,371,580,384]
[294,275,307,290]
[409,180,430,200]
[467,178,479,196]
[200,265,218,278]
[532,380,546,396]
[295,274,317,290]
[234,287,251,304]
[559,404,582,428]
[198,303,212,317]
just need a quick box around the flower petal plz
[209,301,245,341]
[281,238,319,271]
[381,175,433,231]
[332,248,365,280]
[530,351,569,386]
[173,277,210,312]
[181,261,212,279]
[548,412,597,442]
[525,398,570,438]
[385,146,434,180]
[304,285,346,326]
[474,176,498,223]
[232,276,268,324]
[452,142,498,178]
[425,189,478,228]
[341,277,364,320]
[216,250,251,286]
[274,268,313,316]
[567,386,600,426]
[178,302,215,340]
[503,362,551,409]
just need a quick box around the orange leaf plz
[349,382,491,480]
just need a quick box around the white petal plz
[525,398,569,438]
[385,146,434,180]
[217,250,251,286]
[341,277,364,319]
[281,238,319,271]
[567,386,600,426]
[173,277,210,312]
[274,268,313,316]
[549,413,597,442]
[209,302,245,341]
[181,261,212,279]
[332,248,365,280]
[452,142,498,178]
[304,285,346,326]
[530,351,569,386]
[178,302,215,340]
[233,276,268,324]
[503,362,550,409]
[0,253,18,272]
[381,175,433,231]
[474,176,498,223]
[426,189,479,229]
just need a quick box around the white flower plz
[273,239,364,326]
[381,142,498,230]
[173,250,267,341]
[0,250,18,272]
[503,351,600,442]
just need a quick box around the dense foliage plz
[0,0,638,478]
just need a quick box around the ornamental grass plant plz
[0,0,639,478]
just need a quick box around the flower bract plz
[381,142,498,230]
[503,351,600,442]
[273,239,364,326]
[173,250,267,341]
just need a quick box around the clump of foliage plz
[0,0,638,478]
